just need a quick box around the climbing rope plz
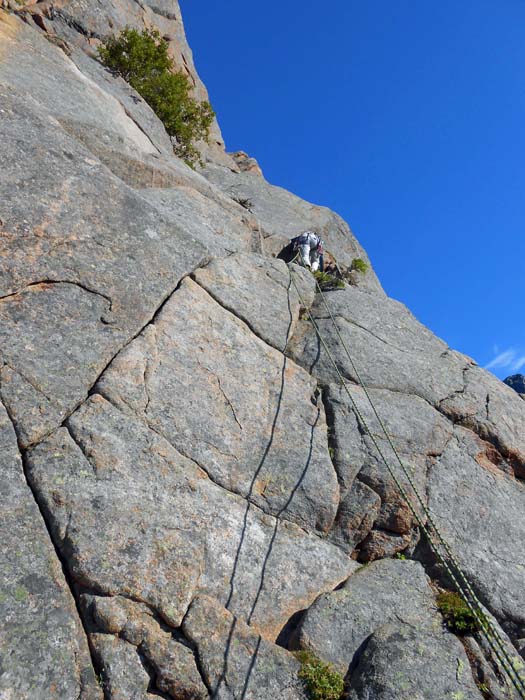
[286,259,525,699]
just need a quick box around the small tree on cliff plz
[98,27,215,167]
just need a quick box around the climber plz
[278,230,324,271]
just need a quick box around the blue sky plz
[181,1,525,380]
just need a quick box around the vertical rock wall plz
[1,3,525,699]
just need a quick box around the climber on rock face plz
[277,230,324,271]
[291,230,325,272]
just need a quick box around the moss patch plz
[436,591,479,634]
[295,650,344,700]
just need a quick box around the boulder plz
[347,622,483,700]
[293,559,440,675]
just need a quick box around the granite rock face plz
[292,559,440,674]
[0,400,102,700]
[183,595,309,700]
[347,622,483,700]
[2,2,525,699]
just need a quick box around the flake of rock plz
[293,559,440,674]
[90,634,152,700]
[86,596,209,699]
[193,253,316,352]
[0,400,102,700]
[426,426,525,636]
[329,480,381,554]
[183,595,309,700]
[229,151,264,176]
[358,529,414,562]
[96,278,338,534]
[26,395,356,640]
[346,622,483,700]
[202,163,383,292]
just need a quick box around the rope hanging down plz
[286,260,525,700]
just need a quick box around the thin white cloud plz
[510,355,525,372]
[485,348,519,371]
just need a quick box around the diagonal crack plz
[0,279,113,313]
[0,389,102,698]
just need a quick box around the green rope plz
[287,260,525,699]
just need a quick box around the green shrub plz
[436,592,479,634]
[98,28,214,166]
[351,258,368,274]
[295,651,344,700]
[313,270,345,291]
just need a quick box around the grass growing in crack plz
[436,591,480,634]
[313,271,345,291]
[295,650,344,700]
[351,258,368,274]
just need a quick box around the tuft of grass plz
[295,650,344,700]
[436,591,480,634]
[98,28,214,167]
[476,681,490,696]
[394,552,407,560]
[351,258,368,274]
[313,270,345,291]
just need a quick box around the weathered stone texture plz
[289,285,468,403]
[0,401,102,700]
[85,595,209,699]
[96,278,339,534]
[323,383,452,557]
[0,83,213,445]
[347,622,483,700]
[26,394,355,640]
[2,1,525,697]
[13,0,234,166]
[193,253,316,352]
[293,559,440,674]
[183,595,309,700]
[426,426,525,636]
